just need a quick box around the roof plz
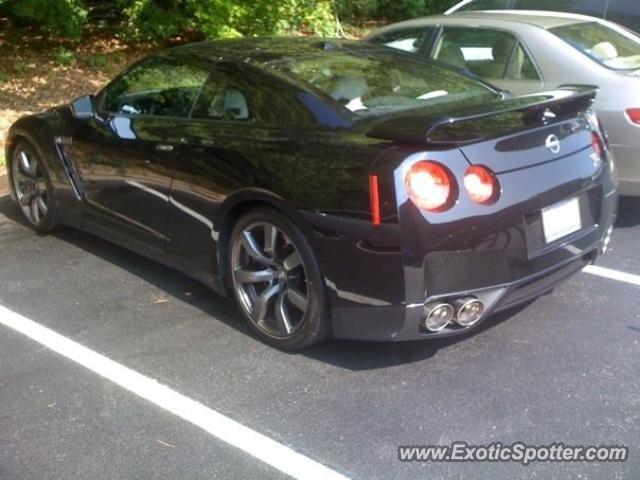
[373,10,599,33]
[164,37,385,66]
[452,10,602,28]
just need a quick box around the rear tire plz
[10,140,62,234]
[228,207,330,350]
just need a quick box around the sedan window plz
[433,28,540,81]
[550,21,640,70]
[369,27,436,54]
[102,60,209,118]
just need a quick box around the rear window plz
[269,50,499,116]
[550,21,640,70]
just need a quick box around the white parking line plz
[0,305,350,480]
[584,265,640,287]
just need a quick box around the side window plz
[513,0,606,16]
[102,60,208,118]
[456,0,511,12]
[606,0,640,34]
[505,44,540,80]
[433,28,539,80]
[370,27,436,54]
[191,71,252,122]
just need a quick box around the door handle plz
[155,144,174,152]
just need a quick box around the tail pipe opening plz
[452,297,485,327]
[422,297,486,332]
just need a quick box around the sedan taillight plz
[625,108,640,125]
[405,161,456,212]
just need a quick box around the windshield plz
[270,49,499,116]
[550,21,640,71]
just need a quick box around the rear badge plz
[545,134,561,154]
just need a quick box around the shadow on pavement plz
[0,195,530,371]
[615,196,640,228]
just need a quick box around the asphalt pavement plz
[0,192,638,480]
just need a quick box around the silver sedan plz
[367,10,640,196]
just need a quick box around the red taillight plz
[369,174,381,226]
[405,161,455,212]
[625,108,640,125]
[464,165,500,205]
[591,132,604,157]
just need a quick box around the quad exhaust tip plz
[423,302,455,332]
[452,297,485,327]
[423,297,486,332]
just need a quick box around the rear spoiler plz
[425,88,598,146]
[366,87,598,147]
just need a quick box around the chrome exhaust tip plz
[423,302,455,332]
[452,297,485,327]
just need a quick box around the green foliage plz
[118,0,335,40]
[8,0,87,38]
[87,53,109,69]
[2,0,460,40]
[14,62,28,74]
[337,0,458,23]
[53,47,76,66]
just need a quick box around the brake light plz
[591,132,604,157]
[464,165,500,205]
[405,161,455,212]
[625,108,640,125]
[369,174,381,226]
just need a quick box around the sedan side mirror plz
[71,95,96,119]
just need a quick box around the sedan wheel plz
[229,208,329,349]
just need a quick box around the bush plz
[2,0,460,40]
[7,0,87,38]
[119,0,335,41]
[337,0,458,23]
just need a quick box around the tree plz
[4,0,87,38]
[1,0,460,40]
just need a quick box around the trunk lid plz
[366,88,597,173]
[366,88,596,147]
[459,117,593,174]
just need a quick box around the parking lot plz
[0,188,638,479]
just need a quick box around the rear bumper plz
[610,144,640,196]
[330,232,606,342]
[309,132,617,342]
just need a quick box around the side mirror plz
[71,95,96,119]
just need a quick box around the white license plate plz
[542,197,582,244]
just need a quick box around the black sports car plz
[6,38,617,349]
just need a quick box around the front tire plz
[228,207,329,350]
[10,140,62,234]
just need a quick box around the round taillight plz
[464,165,500,205]
[405,161,455,212]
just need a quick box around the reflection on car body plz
[6,38,617,349]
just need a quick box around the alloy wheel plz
[231,221,309,339]
[12,149,49,226]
